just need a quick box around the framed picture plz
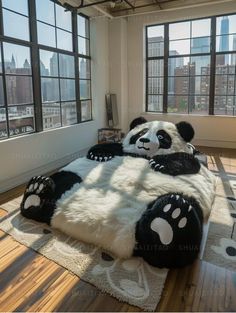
[98,128,122,144]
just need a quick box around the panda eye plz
[158,135,163,140]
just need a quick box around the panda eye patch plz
[156,130,172,149]
[129,128,149,144]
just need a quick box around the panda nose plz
[139,137,150,143]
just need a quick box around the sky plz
[148,16,236,58]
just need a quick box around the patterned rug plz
[203,174,236,271]
[0,196,168,311]
[1,167,234,309]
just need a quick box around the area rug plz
[0,195,168,311]
[203,175,236,271]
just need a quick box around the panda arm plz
[149,152,201,176]
[87,143,123,162]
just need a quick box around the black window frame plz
[146,13,236,116]
[0,0,92,141]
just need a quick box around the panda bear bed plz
[20,119,216,268]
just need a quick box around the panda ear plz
[129,117,147,130]
[176,121,195,142]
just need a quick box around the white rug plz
[0,195,168,311]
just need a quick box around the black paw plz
[20,176,56,224]
[149,158,166,173]
[87,151,113,162]
[135,193,203,268]
[149,195,195,245]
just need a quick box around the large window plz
[146,14,236,116]
[0,0,92,140]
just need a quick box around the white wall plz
[125,1,236,148]
[109,18,129,132]
[0,17,109,192]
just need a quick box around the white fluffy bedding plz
[51,156,216,259]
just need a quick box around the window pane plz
[226,96,236,114]
[8,105,35,136]
[78,15,89,38]
[148,77,163,94]
[197,76,210,95]
[216,34,236,52]
[42,103,61,129]
[214,96,236,115]
[169,76,189,94]
[215,75,235,95]
[148,59,164,77]
[62,101,77,125]
[4,43,31,75]
[37,22,56,48]
[0,77,4,106]
[0,108,7,139]
[41,78,59,102]
[168,57,189,76]
[57,29,73,51]
[60,79,76,101]
[188,76,210,94]
[81,100,92,121]
[168,95,188,113]
[147,25,164,57]
[191,37,210,54]
[147,25,164,39]
[6,76,33,105]
[79,58,90,79]
[40,50,58,77]
[216,54,236,74]
[169,21,190,40]
[56,4,72,32]
[147,95,163,111]
[189,96,209,115]
[2,0,28,15]
[79,80,91,100]
[36,0,55,25]
[3,9,29,41]
[192,19,211,37]
[78,37,90,55]
[148,40,164,57]
[227,75,235,94]
[59,54,75,78]
[216,15,236,35]
[169,40,190,55]
[190,56,211,75]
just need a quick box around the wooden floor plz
[0,147,236,312]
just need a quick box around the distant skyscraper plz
[232,35,236,65]
[191,37,210,54]
[219,17,229,64]
[168,50,184,94]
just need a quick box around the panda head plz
[123,119,195,158]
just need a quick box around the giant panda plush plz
[20,119,216,268]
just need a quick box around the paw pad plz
[150,195,193,245]
[22,176,54,211]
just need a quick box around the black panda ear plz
[129,117,147,130]
[176,121,195,142]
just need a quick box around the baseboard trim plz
[0,148,89,194]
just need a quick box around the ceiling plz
[60,0,234,18]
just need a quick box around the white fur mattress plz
[51,156,216,259]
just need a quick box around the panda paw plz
[135,193,203,268]
[149,194,193,245]
[87,152,113,162]
[21,176,55,212]
[149,158,166,173]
